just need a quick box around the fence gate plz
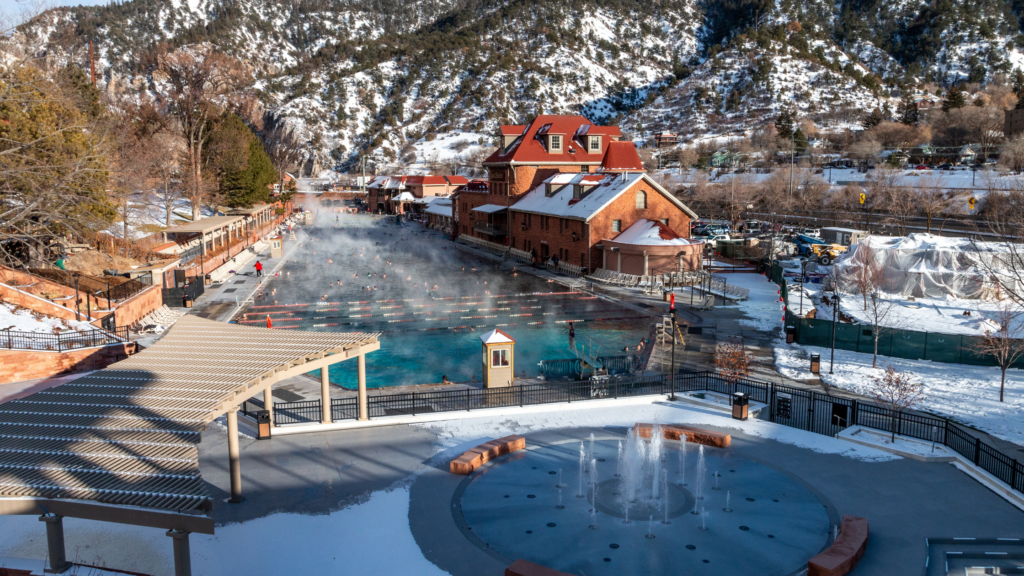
[809,394,855,437]
[770,385,813,431]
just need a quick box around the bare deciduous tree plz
[260,113,304,197]
[714,336,752,393]
[154,45,255,221]
[973,303,1024,402]
[868,366,924,442]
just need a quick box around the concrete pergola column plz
[226,409,243,503]
[38,514,69,573]
[166,529,192,576]
[617,252,622,273]
[263,387,274,426]
[357,354,368,421]
[643,251,649,276]
[320,367,332,424]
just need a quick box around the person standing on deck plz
[255,261,263,277]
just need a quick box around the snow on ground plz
[722,272,784,332]
[0,302,95,335]
[418,398,898,463]
[797,282,1009,336]
[0,488,446,576]
[775,341,1024,447]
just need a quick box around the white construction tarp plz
[832,233,1020,300]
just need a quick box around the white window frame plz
[550,135,562,151]
[612,220,621,232]
[491,348,509,367]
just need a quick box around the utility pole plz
[829,281,839,375]
[789,129,795,198]
[669,293,677,400]
[360,156,366,212]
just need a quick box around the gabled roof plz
[600,141,644,172]
[510,172,699,222]
[365,176,388,189]
[454,179,490,194]
[485,115,622,165]
[445,175,469,185]
[501,125,527,136]
[611,219,701,246]
[383,176,407,190]
[480,328,515,344]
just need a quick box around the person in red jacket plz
[255,261,263,277]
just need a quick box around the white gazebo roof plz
[480,329,515,344]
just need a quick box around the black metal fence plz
[162,281,205,307]
[265,371,1023,496]
[0,327,130,352]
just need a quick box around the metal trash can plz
[810,353,821,374]
[732,392,749,421]
[204,274,212,286]
[785,325,796,344]
[256,410,272,439]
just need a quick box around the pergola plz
[161,216,246,255]
[0,316,379,575]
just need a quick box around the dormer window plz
[546,183,556,197]
[573,184,595,199]
[589,136,601,151]
[550,134,562,153]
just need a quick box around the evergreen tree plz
[862,107,884,129]
[882,101,893,121]
[219,116,276,208]
[1013,70,1024,110]
[897,92,919,125]
[775,110,795,140]
[942,85,966,112]
[793,128,809,154]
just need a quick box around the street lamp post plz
[829,281,839,374]
[670,298,677,400]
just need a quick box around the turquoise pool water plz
[239,213,651,388]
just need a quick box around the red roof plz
[485,115,622,165]
[445,175,469,185]
[405,175,448,185]
[600,141,644,172]
[500,125,526,136]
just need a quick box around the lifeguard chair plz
[480,329,515,389]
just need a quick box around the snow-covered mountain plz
[11,0,1024,171]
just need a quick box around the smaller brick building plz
[367,175,467,214]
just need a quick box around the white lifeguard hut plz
[270,235,284,259]
[480,329,515,389]
[303,210,313,225]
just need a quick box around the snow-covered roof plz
[394,192,416,202]
[425,204,452,218]
[480,328,515,344]
[511,172,698,222]
[611,219,701,246]
[472,204,507,214]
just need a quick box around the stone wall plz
[111,284,162,327]
[0,341,135,384]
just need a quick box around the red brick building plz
[367,175,467,214]
[456,115,624,243]
[507,151,698,272]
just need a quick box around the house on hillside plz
[506,141,700,273]
[654,131,679,148]
[457,115,624,244]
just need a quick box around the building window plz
[550,135,561,151]
[635,191,647,209]
[491,349,509,367]
[661,218,669,226]
[589,136,600,151]
[612,220,621,232]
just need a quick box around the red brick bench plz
[808,515,869,576]
[634,423,731,448]
[505,559,576,576]
[449,435,526,475]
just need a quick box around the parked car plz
[798,228,820,237]
[707,234,731,247]
[936,163,953,170]
[914,165,930,170]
